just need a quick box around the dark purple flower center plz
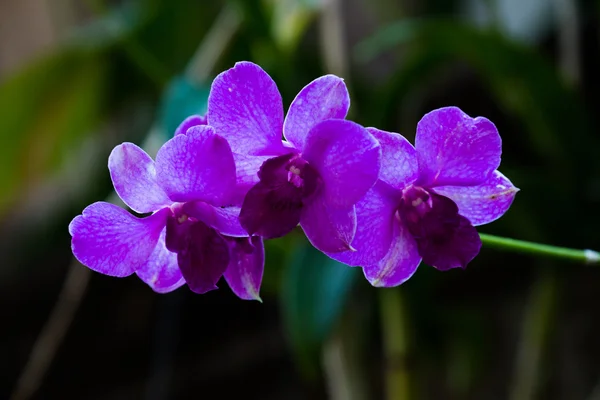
[165,206,230,293]
[397,185,481,270]
[239,153,322,238]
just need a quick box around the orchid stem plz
[379,288,410,400]
[479,233,600,264]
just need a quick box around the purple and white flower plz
[332,107,519,286]
[69,125,264,300]
[205,61,382,253]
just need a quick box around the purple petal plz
[329,181,399,266]
[300,195,356,253]
[239,180,302,239]
[69,202,169,277]
[433,170,519,226]
[181,202,247,237]
[303,119,381,208]
[155,125,237,205]
[207,61,286,155]
[223,236,265,301]
[283,75,350,150]
[174,114,207,136]
[363,219,421,287]
[231,153,273,204]
[401,192,482,271]
[166,217,230,294]
[136,229,185,293]
[108,143,172,214]
[367,128,418,190]
[415,106,501,187]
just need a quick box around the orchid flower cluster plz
[69,62,518,300]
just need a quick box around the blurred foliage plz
[159,77,209,138]
[270,0,322,53]
[282,241,359,376]
[0,49,109,214]
[4,0,600,399]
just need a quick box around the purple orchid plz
[205,61,382,252]
[332,107,519,286]
[69,124,265,300]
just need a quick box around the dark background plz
[2,0,600,399]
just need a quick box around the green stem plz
[379,288,410,400]
[480,233,600,264]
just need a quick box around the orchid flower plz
[205,62,382,253]
[331,107,519,286]
[69,125,264,300]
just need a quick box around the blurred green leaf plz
[281,238,359,376]
[159,76,210,138]
[0,49,109,214]
[270,0,322,53]
[355,19,591,172]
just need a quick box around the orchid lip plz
[238,153,323,239]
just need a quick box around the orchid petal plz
[329,182,399,266]
[223,236,265,301]
[300,195,356,253]
[283,75,350,150]
[231,153,272,204]
[239,180,302,239]
[166,218,230,294]
[69,202,169,277]
[433,170,519,226]
[108,143,171,213]
[303,119,381,208]
[174,114,207,136]
[155,125,236,205]
[367,128,418,190]
[182,202,247,237]
[363,219,421,287]
[207,61,286,155]
[136,229,185,293]
[415,106,501,187]
[402,193,482,271]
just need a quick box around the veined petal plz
[416,107,501,187]
[330,182,398,266]
[69,202,169,277]
[223,236,265,301]
[174,114,207,136]
[231,153,272,204]
[433,170,518,226]
[155,125,236,205]
[173,221,231,294]
[182,202,247,237]
[207,61,286,155]
[363,219,421,287]
[300,195,356,253]
[283,75,350,150]
[303,119,381,208]
[108,143,172,214]
[367,128,418,190]
[136,229,185,293]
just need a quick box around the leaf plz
[0,49,110,214]
[158,76,210,139]
[281,238,359,376]
[355,19,593,166]
[270,0,322,53]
